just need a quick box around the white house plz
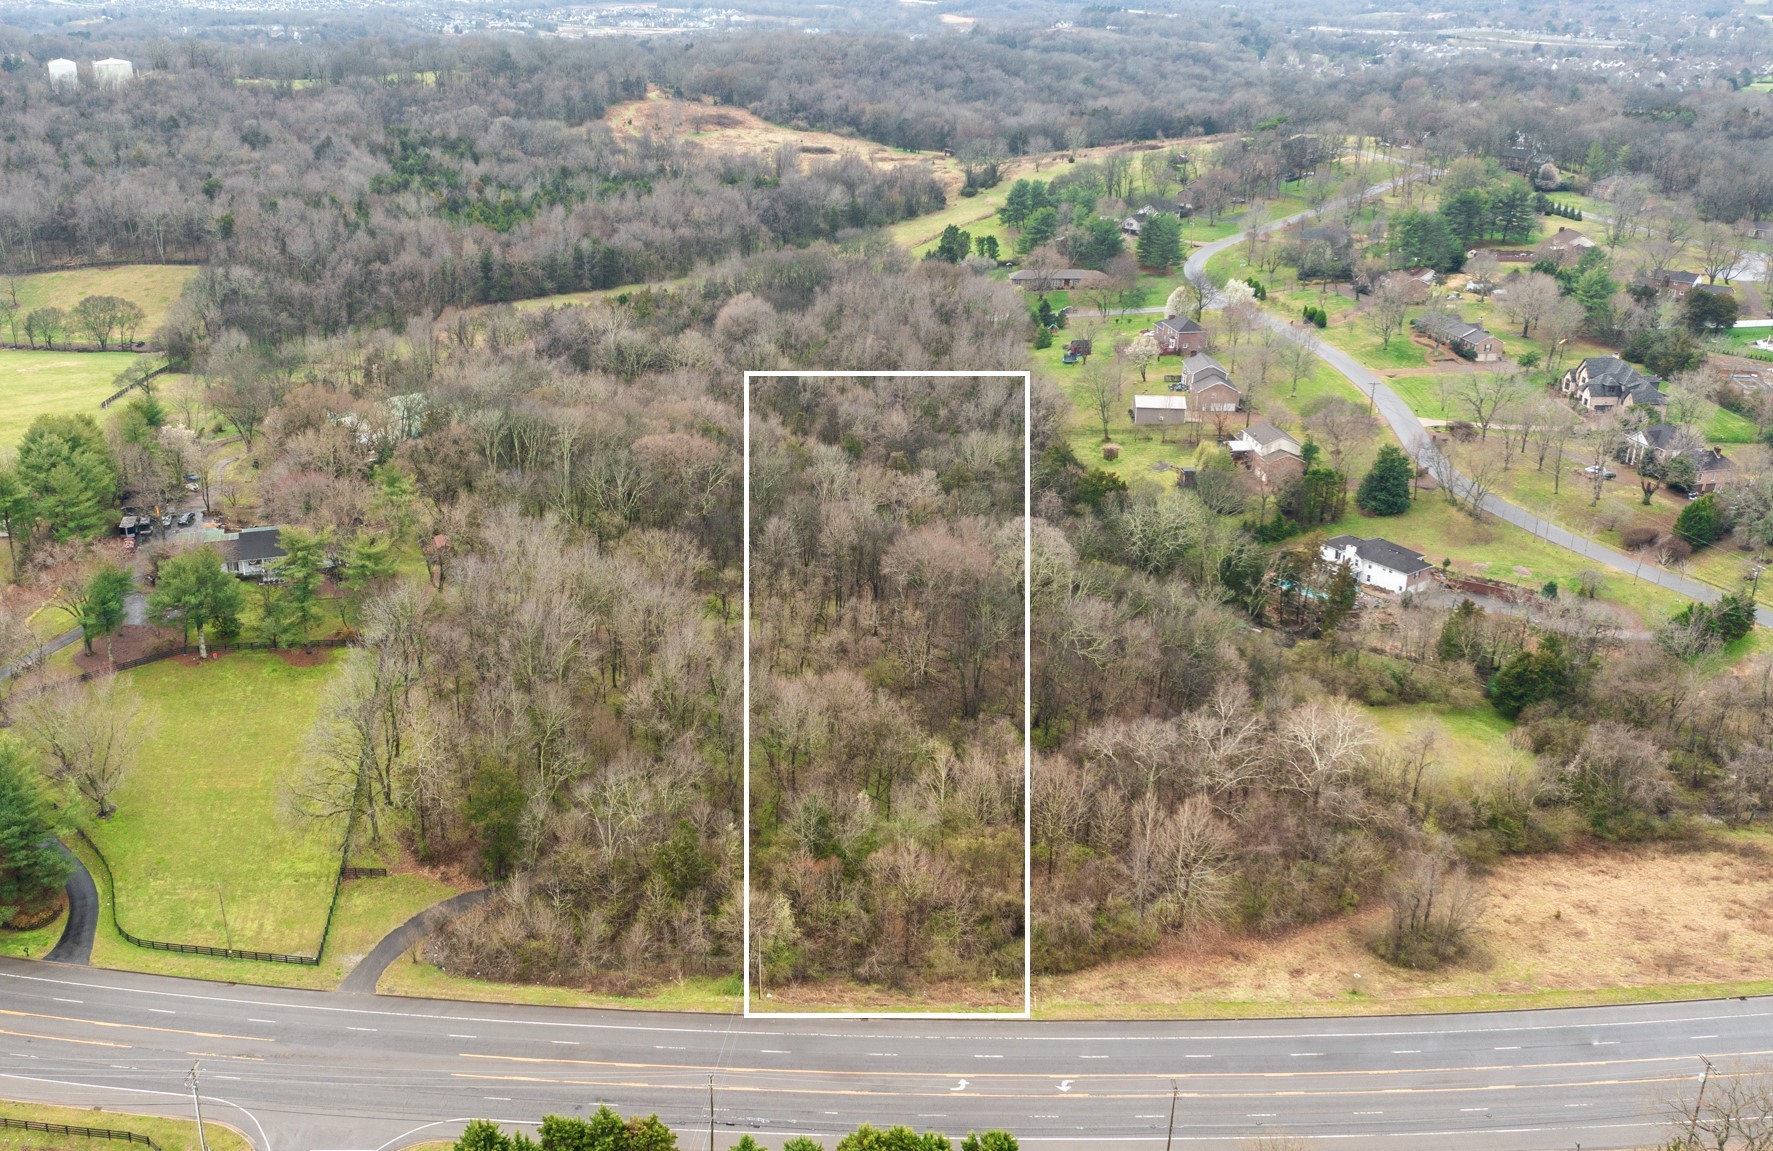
[46,59,77,88]
[1320,535,1435,594]
[93,58,134,88]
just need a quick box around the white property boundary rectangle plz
[741,369,1034,1020]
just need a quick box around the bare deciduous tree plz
[20,677,146,818]
[1457,371,1522,441]
[1367,280,1410,349]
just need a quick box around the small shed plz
[1129,394,1189,426]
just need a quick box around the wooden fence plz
[0,1117,160,1150]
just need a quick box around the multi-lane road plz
[0,958,1764,1151]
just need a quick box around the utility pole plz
[1163,1079,1178,1151]
[708,1075,715,1151]
[1687,1056,1715,1150]
[186,1063,210,1151]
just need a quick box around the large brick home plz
[1152,315,1209,356]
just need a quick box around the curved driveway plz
[1183,196,1773,626]
[0,961,1766,1151]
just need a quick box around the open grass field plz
[0,349,137,447]
[1035,836,1773,1018]
[0,1099,251,1151]
[84,651,345,956]
[5,266,196,343]
[72,829,469,990]
[1365,702,1535,785]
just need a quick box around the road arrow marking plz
[1057,1080,1074,1092]
[950,1080,968,1092]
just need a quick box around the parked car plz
[183,473,200,482]
[178,511,197,526]
[161,513,174,528]
[1582,465,1617,479]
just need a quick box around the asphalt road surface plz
[0,959,1765,1151]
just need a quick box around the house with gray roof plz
[1412,313,1506,361]
[1561,356,1665,413]
[1320,535,1435,594]
[1151,315,1209,356]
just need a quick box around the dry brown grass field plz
[1037,840,1773,1017]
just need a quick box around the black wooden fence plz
[0,1117,160,1149]
[77,828,324,964]
[75,702,380,968]
[6,636,354,705]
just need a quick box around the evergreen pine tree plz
[1136,213,1182,271]
[1356,444,1415,515]
[0,740,72,925]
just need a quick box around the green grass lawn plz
[84,652,345,956]
[1386,373,1468,421]
[5,266,197,345]
[0,349,138,447]
[0,1100,250,1151]
[1365,702,1534,785]
[1321,485,1687,625]
[72,830,467,990]
[26,603,75,643]
[379,958,743,1011]
[1704,405,1760,443]
[0,902,68,960]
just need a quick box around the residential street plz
[1182,192,1773,628]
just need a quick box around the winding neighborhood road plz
[1182,201,1773,626]
[0,959,1766,1151]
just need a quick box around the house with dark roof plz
[1688,449,1737,494]
[1652,270,1704,297]
[1412,314,1506,361]
[220,526,288,579]
[1320,535,1435,594]
[1560,356,1665,413]
[1621,421,1687,467]
[1008,268,1109,291]
[1152,315,1209,356]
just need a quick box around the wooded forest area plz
[1,7,1772,1005]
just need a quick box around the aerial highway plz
[0,957,1764,1151]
